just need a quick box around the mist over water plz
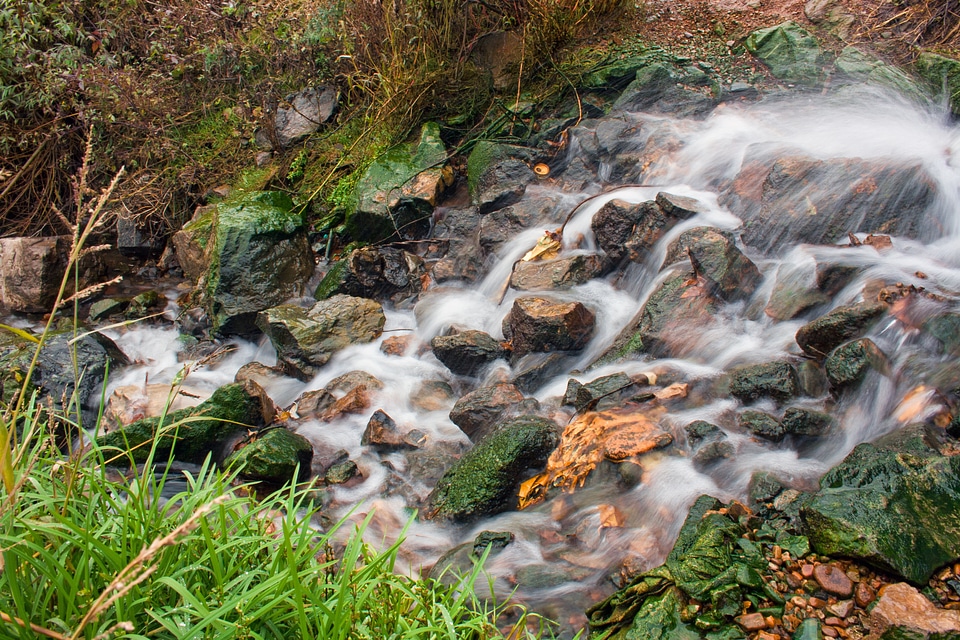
[91,87,960,634]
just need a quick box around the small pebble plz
[801,563,815,578]
[809,597,827,608]
[824,617,846,628]
[826,600,854,618]
[735,612,767,631]
[823,626,838,638]
[814,564,854,597]
[855,582,876,608]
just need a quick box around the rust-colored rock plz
[735,612,767,632]
[814,563,854,597]
[868,582,960,639]
[855,581,877,608]
[506,296,596,357]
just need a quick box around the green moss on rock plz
[744,22,821,85]
[225,427,313,483]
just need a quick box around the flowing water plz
[80,86,960,634]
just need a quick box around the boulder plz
[655,192,704,220]
[780,407,833,437]
[795,301,888,358]
[346,122,449,242]
[224,427,313,483]
[431,206,483,283]
[361,409,424,450]
[509,253,605,291]
[744,22,822,85]
[801,437,960,584]
[478,196,562,255]
[600,268,719,362]
[725,154,937,253]
[171,205,215,282]
[116,215,165,258]
[256,295,386,380]
[431,330,505,377]
[592,199,649,261]
[804,0,856,40]
[314,246,425,304]
[916,51,960,116]
[202,191,314,334]
[824,337,888,392]
[568,372,637,412]
[729,361,799,404]
[467,141,536,214]
[612,63,677,112]
[923,312,960,356]
[834,47,923,97]
[868,582,960,639]
[510,352,577,394]
[97,382,266,463]
[423,415,560,522]
[262,86,337,149]
[663,227,761,302]
[505,296,595,357]
[739,409,785,441]
[764,261,830,321]
[37,333,128,425]
[0,237,68,313]
[449,382,526,442]
[686,420,735,468]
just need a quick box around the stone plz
[410,380,455,412]
[805,0,856,40]
[813,564,853,597]
[0,236,68,313]
[469,31,522,90]
[325,370,384,395]
[737,612,768,632]
[730,361,798,404]
[505,296,595,357]
[739,409,785,441]
[314,246,425,304]
[599,267,718,362]
[125,290,162,319]
[467,141,536,214]
[347,122,448,242]
[37,333,128,426]
[478,196,561,255]
[855,581,876,608]
[796,302,888,358]
[325,458,360,484]
[431,330,505,377]
[104,382,206,427]
[258,86,336,149]
[510,352,577,394]
[224,427,313,483]
[725,154,937,253]
[572,372,636,412]
[780,407,833,437]
[663,226,762,302]
[89,298,129,321]
[612,63,679,112]
[509,253,605,291]
[171,205,215,282]
[869,582,960,638]
[449,382,526,442]
[361,409,420,450]
[294,388,335,417]
[923,313,960,356]
[116,215,165,258]
[592,199,648,261]
[765,261,831,321]
[834,47,923,97]
[202,191,314,334]
[655,192,704,220]
[826,600,853,618]
[824,338,888,392]
[801,440,960,584]
[793,618,823,640]
[744,22,822,85]
[916,51,960,116]
[257,295,385,380]
[424,415,560,522]
[97,382,266,463]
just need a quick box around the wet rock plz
[347,122,449,242]
[505,296,596,357]
[869,582,960,639]
[431,206,483,283]
[361,409,421,450]
[325,458,360,484]
[97,382,265,463]
[834,47,922,96]
[570,372,636,412]
[730,361,799,404]
[739,409,785,441]
[37,333,128,424]
[171,205,214,282]
[257,295,386,380]
[687,421,736,467]
[318,386,370,422]
[796,302,888,358]
[467,141,536,214]
[430,530,515,584]
[765,261,831,321]
[727,154,937,253]
[202,191,314,334]
[612,63,714,116]
[255,86,336,149]
[824,338,888,392]
[125,290,163,319]
[116,215,165,258]
[431,330,505,377]
[478,196,561,255]
[0,236,69,313]
[600,267,719,362]
[923,312,960,356]
[234,361,286,388]
[748,471,785,507]
[794,618,823,640]
[592,199,646,261]
[314,246,425,304]
[780,407,833,437]
[424,415,560,522]
[805,0,856,40]
[449,382,526,442]
[326,370,384,395]
[225,427,313,483]
[294,388,336,417]
[685,420,724,446]
[509,253,605,291]
[411,380,455,412]
[511,352,577,394]
[802,437,960,584]
[916,51,960,116]
[744,22,822,85]
[655,192,704,220]
[104,383,206,427]
[469,31,522,90]
[89,297,129,321]
[663,227,761,302]
[813,564,853,598]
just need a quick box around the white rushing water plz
[90,86,960,635]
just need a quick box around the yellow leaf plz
[521,229,562,262]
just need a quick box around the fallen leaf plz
[598,504,624,529]
[521,229,562,262]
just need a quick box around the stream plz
[87,85,960,634]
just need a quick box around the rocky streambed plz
[5,24,960,639]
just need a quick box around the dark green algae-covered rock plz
[588,495,779,640]
[224,427,312,483]
[423,415,560,522]
[801,434,960,585]
[97,383,265,464]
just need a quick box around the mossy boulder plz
[431,330,506,377]
[204,191,314,335]
[795,301,887,358]
[225,427,313,483]
[663,227,761,302]
[257,295,385,381]
[466,141,535,214]
[780,407,833,437]
[916,51,960,116]
[424,415,559,522]
[729,361,798,404]
[834,47,924,99]
[824,338,888,392]
[347,122,448,242]
[313,246,425,304]
[97,382,265,464]
[0,332,36,412]
[801,438,960,584]
[739,409,785,441]
[744,22,822,85]
[923,312,960,356]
